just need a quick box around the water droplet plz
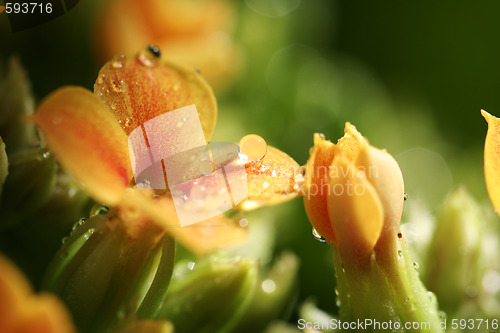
[91,204,109,216]
[398,250,403,258]
[312,228,326,242]
[438,311,447,319]
[146,45,161,58]
[137,50,156,67]
[61,236,68,244]
[111,54,125,69]
[187,261,195,270]
[261,279,276,293]
[404,297,410,302]
[336,299,341,307]
[262,181,269,189]
[413,262,419,270]
[42,152,50,158]
[239,134,267,162]
[404,193,409,201]
[110,79,123,93]
[239,218,248,227]
[318,133,326,140]
[200,159,213,176]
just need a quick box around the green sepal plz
[0,57,37,152]
[1,146,56,215]
[422,187,484,315]
[42,213,176,333]
[232,252,300,333]
[111,320,174,333]
[157,256,258,333]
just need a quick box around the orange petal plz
[16,295,75,333]
[240,145,301,211]
[0,255,75,333]
[32,87,131,204]
[94,48,217,141]
[482,110,500,216]
[303,134,337,243]
[121,189,246,256]
[327,154,384,257]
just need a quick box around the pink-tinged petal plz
[32,87,132,205]
[94,49,217,141]
[482,110,500,216]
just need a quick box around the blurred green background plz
[1,0,498,323]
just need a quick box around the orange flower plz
[482,110,500,217]
[32,48,299,255]
[303,123,404,259]
[0,253,75,333]
[95,0,241,91]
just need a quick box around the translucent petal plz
[32,87,131,204]
[94,49,217,141]
[239,146,301,211]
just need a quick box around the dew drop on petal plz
[137,49,157,67]
[111,54,125,69]
[146,45,161,58]
[239,134,267,162]
[200,159,213,176]
[312,228,326,243]
[239,218,248,228]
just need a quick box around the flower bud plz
[303,123,404,259]
[422,187,484,314]
[157,256,258,333]
[1,146,56,215]
[0,57,36,152]
[232,252,299,333]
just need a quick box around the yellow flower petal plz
[94,49,217,141]
[0,254,75,333]
[32,87,132,205]
[482,110,500,216]
[240,146,301,211]
[327,154,384,256]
